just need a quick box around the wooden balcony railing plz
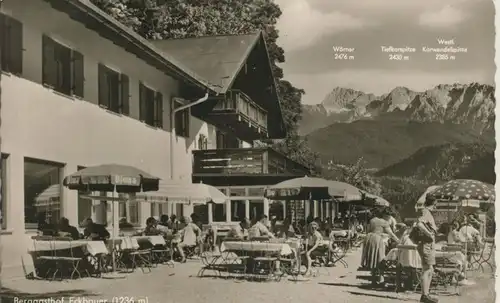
[192,147,310,176]
[212,90,268,130]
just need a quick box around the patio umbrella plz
[416,185,442,210]
[427,179,495,206]
[361,191,390,207]
[135,180,227,204]
[63,164,160,193]
[427,179,495,282]
[265,176,334,200]
[34,184,61,208]
[265,176,363,201]
[63,164,160,272]
[328,181,364,201]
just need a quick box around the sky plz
[274,0,496,104]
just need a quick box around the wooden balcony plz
[192,147,310,177]
[205,90,268,140]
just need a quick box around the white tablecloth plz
[106,237,140,251]
[385,245,466,269]
[221,241,293,256]
[330,230,352,237]
[31,240,109,256]
[133,235,166,246]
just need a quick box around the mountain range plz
[300,83,495,174]
[300,83,495,136]
[376,142,495,184]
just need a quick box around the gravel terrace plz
[1,249,495,303]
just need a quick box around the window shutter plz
[120,74,129,115]
[0,14,5,71]
[183,108,190,136]
[98,64,109,108]
[71,50,84,98]
[42,35,56,87]
[8,17,22,75]
[139,83,147,122]
[155,91,163,128]
[58,45,72,95]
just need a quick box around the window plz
[0,13,23,74]
[193,205,209,224]
[175,204,184,217]
[230,200,245,221]
[24,158,63,228]
[198,134,208,150]
[213,204,226,222]
[42,35,84,97]
[249,200,264,221]
[174,100,189,137]
[77,166,92,226]
[248,187,265,197]
[118,194,140,226]
[1,154,8,229]
[98,64,129,115]
[229,188,246,196]
[150,203,168,218]
[139,83,163,127]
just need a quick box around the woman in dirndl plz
[361,207,399,284]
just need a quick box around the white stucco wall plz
[0,0,215,275]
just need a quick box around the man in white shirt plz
[459,223,480,242]
[227,218,250,240]
[248,215,274,239]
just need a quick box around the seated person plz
[168,215,179,230]
[399,224,414,245]
[119,218,135,230]
[58,217,81,240]
[177,216,202,262]
[37,213,58,236]
[248,215,275,239]
[328,229,341,254]
[83,218,110,241]
[447,221,465,244]
[144,217,162,236]
[226,218,250,240]
[158,214,170,227]
[459,221,483,247]
[305,222,325,272]
[294,220,306,236]
[278,218,295,238]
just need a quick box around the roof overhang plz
[43,0,218,93]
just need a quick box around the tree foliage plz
[325,157,382,196]
[90,0,317,168]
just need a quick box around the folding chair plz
[251,241,279,281]
[21,253,37,280]
[32,236,55,279]
[330,239,348,268]
[151,243,173,267]
[55,237,86,279]
[198,250,224,278]
[431,255,461,295]
[125,237,152,273]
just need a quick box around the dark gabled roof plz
[45,0,286,137]
[44,0,218,92]
[151,32,287,138]
[150,33,262,94]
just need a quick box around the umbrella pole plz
[112,188,116,272]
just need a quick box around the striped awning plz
[135,180,227,204]
[34,184,61,205]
